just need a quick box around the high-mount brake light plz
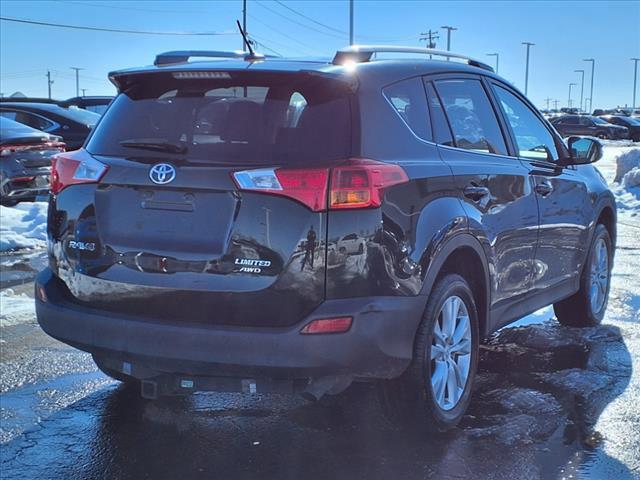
[232,159,408,211]
[172,71,231,79]
[51,150,108,195]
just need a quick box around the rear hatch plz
[49,69,355,327]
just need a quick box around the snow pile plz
[0,202,48,252]
[613,148,640,184]
[623,167,640,188]
[0,289,35,327]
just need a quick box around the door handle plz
[463,185,490,201]
[535,181,553,196]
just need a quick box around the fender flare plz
[419,232,491,336]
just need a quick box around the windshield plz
[86,73,353,165]
[0,116,40,137]
[592,117,611,125]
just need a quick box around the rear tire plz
[379,274,479,432]
[554,224,612,327]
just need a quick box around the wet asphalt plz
[0,219,639,479]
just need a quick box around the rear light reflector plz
[11,176,36,183]
[300,317,353,334]
[232,159,408,211]
[51,150,108,195]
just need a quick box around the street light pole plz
[349,0,354,45]
[522,42,535,96]
[632,58,639,112]
[487,53,499,73]
[574,69,585,112]
[70,67,83,97]
[440,26,457,52]
[583,58,595,113]
[568,83,576,109]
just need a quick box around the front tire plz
[554,224,612,327]
[379,274,479,431]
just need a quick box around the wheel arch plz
[420,233,491,339]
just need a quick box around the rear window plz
[86,73,353,165]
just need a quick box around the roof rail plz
[332,45,495,72]
[154,50,273,66]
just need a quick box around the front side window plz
[434,79,507,155]
[15,111,54,131]
[579,116,595,126]
[492,84,559,161]
[383,77,431,141]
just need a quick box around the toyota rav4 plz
[36,46,616,431]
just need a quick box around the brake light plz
[232,159,408,211]
[0,141,65,156]
[300,317,353,334]
[233,167,329,211]
[51,149,108,195]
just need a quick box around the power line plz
[0,16,235,36]
[59,0,211,15]
[253,1,345,39]
[247,13,321,55]
[273,0,347,35]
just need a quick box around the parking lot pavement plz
[1,144,638,480]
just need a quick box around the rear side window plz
[87,73,352,165]
[383,77,431,141]
[424,81,453,146]
[434,79,507,155]
[492,85,559,161]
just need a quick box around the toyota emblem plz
[149,163,176,185]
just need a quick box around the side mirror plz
[564,136,603,165]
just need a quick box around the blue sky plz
[1,0,638,110]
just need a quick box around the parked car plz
[601,115,640,141]
[35,47,616,432]
[0,102,99,150]
[550,114,629,139]
[62,96,113,115]
[0,117,65,205]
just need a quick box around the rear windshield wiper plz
[119,139,188,154]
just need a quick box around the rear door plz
[488,81,592,292]
[427,75,539,312]
[50,72,355,327]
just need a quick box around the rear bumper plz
[36,268,425,383]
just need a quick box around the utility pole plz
[486,53,499,73]
[420,30,439,59]
[553,99,559,111]
[568,83,576,109]
[81,88,87,96]
[544,97,552,110]
[70,67,83,97]
[349,0,354,45]
[632,58,639,112]
[583,58,595,113]
[242,0,248,50]
[46,70,54,99]
[440,25,457,53]
[522,42,534,96]
[574,69,585,112]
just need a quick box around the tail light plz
[51,149,108,195]
[232,159,407,211]
[1,141,65,157]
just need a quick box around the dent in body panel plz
[325,158,465,299]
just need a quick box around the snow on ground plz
[0,289,36,327]
[0,202,48,252]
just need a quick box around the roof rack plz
[332,45,495,72]
[154,50,274,67]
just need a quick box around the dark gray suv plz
[35,47,616,431]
